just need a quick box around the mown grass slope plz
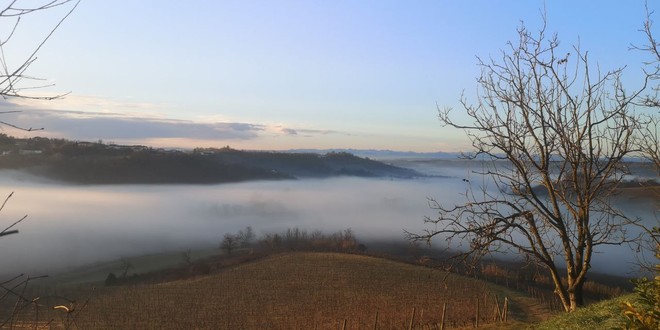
[534,293,637,330]
[69,252,519,329]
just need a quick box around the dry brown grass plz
[69,252,511,329]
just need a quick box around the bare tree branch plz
[0,0,79,101]
[0,2,80,327]
[0,192,27,238]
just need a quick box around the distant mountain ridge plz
[286,149,656,164]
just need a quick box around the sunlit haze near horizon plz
[0,1,657,151]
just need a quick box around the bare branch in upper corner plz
[0,0,80,101]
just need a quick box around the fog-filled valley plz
[0,158,656,278]
[4,1,660,327]
[0,166,447,276]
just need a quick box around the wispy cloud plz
[7,95,166,115]
[272,125,342,137]
[279,127,298,135]
[0,106,354,149]
[3,109,264,141]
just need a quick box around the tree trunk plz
[573,281,585,307]
[568,292,580,312]
[563,281,586,312]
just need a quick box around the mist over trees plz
[408,14,660,313]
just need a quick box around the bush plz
[622,228,660,329]
[105,272,118,286]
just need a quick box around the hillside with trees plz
[0,135,422,184]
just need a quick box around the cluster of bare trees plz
[408,10,660,313]
[221,227,362,255]
[220,226,256,255]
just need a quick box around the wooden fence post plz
[408,307,416,330]
[475,297,479,328]
[440,303,447,330]
[494,295,501,321]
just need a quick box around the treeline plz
[104,227,367,286]
[0,135,421,184]
[200,147,419,178]
[221,227,366,253]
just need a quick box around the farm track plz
[469,292,555,330]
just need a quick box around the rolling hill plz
[0,135,422,184]
[4,252,553,329]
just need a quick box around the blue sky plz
[1,1,657,151]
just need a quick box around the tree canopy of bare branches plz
[634,5,660,172]
[0,0,78,241]
[0,0,79,101]
[408,18,650,312]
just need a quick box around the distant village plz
[0,134,187,157]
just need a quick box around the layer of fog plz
[0,158,656,278]
[0,169,466,276]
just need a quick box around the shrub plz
[105,272,118,286]
[622,228,660,329]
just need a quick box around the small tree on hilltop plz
[408,16,649,312]
[119,257,133,278]
[237,226,255,248]
[220,233,239,256]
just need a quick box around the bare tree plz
[237,226,255,248]
[220,233,239,256]
[629,4,660,273]
[407,17,648,312]
[119,257,133,278]
[632,5,660,172]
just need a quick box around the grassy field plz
[25,252,530,329]
[534,294,638,330]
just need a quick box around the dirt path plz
[508,294,555,323]
[469,287,556,329]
